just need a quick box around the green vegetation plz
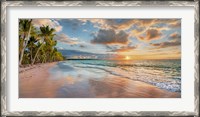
[19,19,64,66]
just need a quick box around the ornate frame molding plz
[1,1,199,116]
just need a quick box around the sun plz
[125,56,130,60]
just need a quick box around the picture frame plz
[1,0,199,116]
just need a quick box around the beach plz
[19,61,180,98]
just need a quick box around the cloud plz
[106,19,177,30]
[91,29,129,45]
[106,45,117,50]
[78,19,181,32]
[83,29,88,32]
[79,44,86,48]
[32,19,62,32]
[107,19,136,30]
[150,40,181,49]
[59,19,86,31]
[77,19,181,43]
[70,19,85,30]
[105,19,155,30]
[130,20,177,41]
[54,33,79,45]
[176,51,181,55]
[150,32,181,49]
[131,26,169,38]
[56,46,64,50]
[169,32,181,40]
[78,19,108,29]
[131,28,146,38]
[138,29,162,41]
[151,19,181,29]
[111,45,137,52]
[168,20,181,28]
[79,19,137,30]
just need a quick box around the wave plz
[73,63,181,92]
[75,60,181,70]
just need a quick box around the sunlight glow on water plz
[50,59,181,92]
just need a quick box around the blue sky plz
[32,18,181,60]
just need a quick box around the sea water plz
[53,59,181,92]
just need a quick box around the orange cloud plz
[113,20,137,30]
[129,53,181,60]
[170,32,181,40]
[138,29,162,41]
[115,19,178,31]
[54,33,79,45]
[131,25,170,41]
[150,40,181,49]
[168,20,181,28]
[78,19,180,34]
[111,45,137,52]
[32,19,62,32]
[137,19,156,27]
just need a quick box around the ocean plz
[51,59,181,93]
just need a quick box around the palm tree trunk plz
[19,36,26,65]
[50,48,54,62]
[41,48,47,63]
[31,42,44,65]
[30,47,33,63]
[19,21,32,66]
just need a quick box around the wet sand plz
[19,62,180,98]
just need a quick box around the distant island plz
[65,59,99,60]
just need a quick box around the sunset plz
[125,56,130,60]
[19,18,181,98]
[31,19,181,60]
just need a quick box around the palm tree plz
[19,19,32,66]
[51,48,64,61]
[27,36,38,63]
[50,40,57,62]
[31,25,56,65]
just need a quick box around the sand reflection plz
[88,76,180,98]
[19,62,180,98]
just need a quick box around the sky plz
[32,18,181,60]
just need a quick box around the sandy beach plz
[19,18,182,98]
[19,61,180,98]
[19,62,61,98]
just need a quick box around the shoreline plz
[19,61,180,98]
[19,62,58,73]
